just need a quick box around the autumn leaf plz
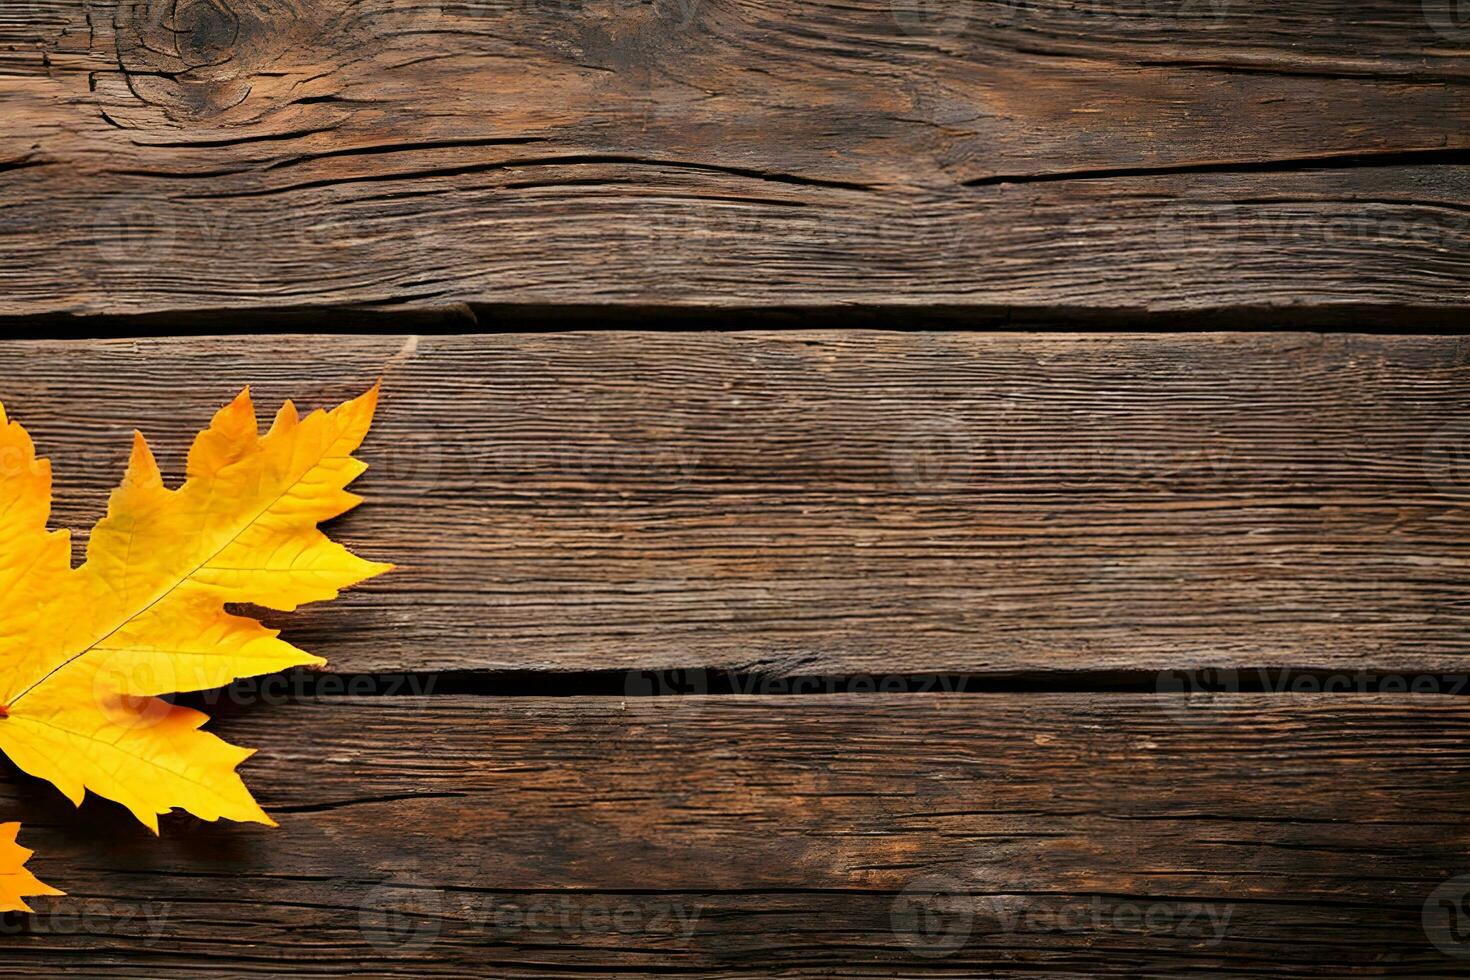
[0,823,62,913]
[0,386,390,832]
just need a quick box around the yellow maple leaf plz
[0,386,389,832]
[0,822,62,913]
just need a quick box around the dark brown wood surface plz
[2,0,1469,962]
[2,331,1465,975]
[3,693,1469,976]
[0,332,1464,678]
[2,0,1469,315]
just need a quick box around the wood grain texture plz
[3,693,1468,976]
[1,0,1468,315]
[0,331,1464,678]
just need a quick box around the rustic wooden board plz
[2,0,1468,315]
[0,331,1464,678]
[2,693,1466,975]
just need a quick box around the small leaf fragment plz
[0,823,63,913]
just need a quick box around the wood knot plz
[174,0,242,65]
[110,0,309,121]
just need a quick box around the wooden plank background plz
[0,332,1464,677]
[1,0,1468,315]
[0,332,1465,975]
[4,694,1469,975]
[2,0,1469,972]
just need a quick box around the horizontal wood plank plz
[2,693,1467,975]
[1,0,1468,314]
[0,331,1465,677]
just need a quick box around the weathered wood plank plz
[1,0,1468,314]
[2,693,1466,975]
[0,331,1465,677]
